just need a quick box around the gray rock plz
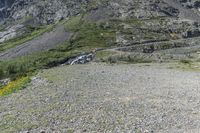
[66,53,95,65]
[0,78,10,86]
[0,24,24,43]
[182,28,200,38]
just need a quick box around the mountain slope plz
[0,0,199,78]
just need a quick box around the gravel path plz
[0,25,72,60]
[0,63,200,132]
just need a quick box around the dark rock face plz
[6,0,88,24]
[179,0,200,9]
[194,1,200,8]
[0,0,183,25]
[0,0,15,8]
[182,28,200,38]
[0,0,199,25]
[0,0,15,21]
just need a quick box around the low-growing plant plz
[0,76,30,96]
[0,68,3,79]
[180,59,192,64]
[106,54,153,64]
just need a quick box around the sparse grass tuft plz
[180,59,192,64]
[107,55,153,64]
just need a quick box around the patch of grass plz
[72,23,115,49]
[0,40,97,80]
[0,13,116,80]
[64,15,83,31]
[0,26,6,32]
[180,59,192,64]
[67,129,75,133]
[0,44,80,79]
[65,14,116,49]
[95,51,116,59]
[0,76,30,96]
[168,62,200,72]
[105,54,154,64]
[0,83,3,89]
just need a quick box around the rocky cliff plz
[0,0,15,21]
[0,0,196,23]
[0,0,199,24]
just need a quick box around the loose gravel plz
[0,63,200,133]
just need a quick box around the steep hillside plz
[0,0,200,81]
[0,0,197,78]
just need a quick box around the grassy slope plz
[0,14,116,80]
[0,14,179,80]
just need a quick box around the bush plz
[7,63,17,75]
[180,59,191,64]
[0,68,3,79]
[0,76,30,96]
[108,56,117,63]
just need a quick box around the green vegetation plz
[95,51,116,59]
[0,76,30,96]
[64,15,82,31]
[0,14,116,80]
[0,83,3,89]
[107,55,153,64]
[65,14,116,48]
[180,59,192,64]
[95,51,154,64]
[0,45,79,79]
[0,13,168,83]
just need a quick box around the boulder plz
[182,28,200,38]
[66,53,95,65]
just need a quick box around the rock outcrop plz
[0,24,24,43]
[0,0,199,25]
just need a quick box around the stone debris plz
[65,53,95,65]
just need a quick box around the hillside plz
[0,0,200,132]
[0,0,200,78]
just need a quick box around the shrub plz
[0,67,3,79]
[0,76,30,96]
[180,59,191,64]
[7,63,17,75]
